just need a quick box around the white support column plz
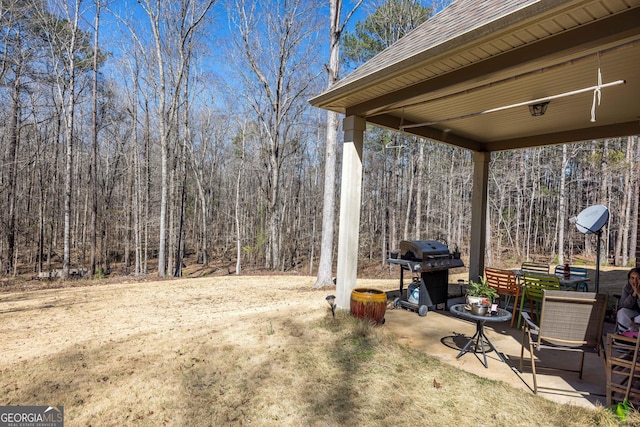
[335,115,366,309]
[469,151,490,282]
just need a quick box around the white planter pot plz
[467,295,490,306]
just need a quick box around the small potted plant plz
[466,276,499,308]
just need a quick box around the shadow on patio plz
[382,298,614,409]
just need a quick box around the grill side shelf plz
[387,258,464,272]
[387,258,422,272]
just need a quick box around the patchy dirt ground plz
[1,273,421,425]
[1,276,321,366]
[1,264,629,370]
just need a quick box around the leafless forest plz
[1,0,638,281]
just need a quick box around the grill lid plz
[400,240,450,260]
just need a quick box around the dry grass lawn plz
[0,272,637,426]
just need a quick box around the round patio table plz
[450,304,512,368]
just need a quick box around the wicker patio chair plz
[520,290,608,394]
[485,267,520,328]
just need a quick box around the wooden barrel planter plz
[350,288,387,325]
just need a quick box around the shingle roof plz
[310,0,640,152]
[330,0,542,91]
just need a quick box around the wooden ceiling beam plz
[366,114,484,152]
[486,121,640,152]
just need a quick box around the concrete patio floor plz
[382,297,614,409]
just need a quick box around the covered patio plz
[383,300,610,407]
[310,0,640,309]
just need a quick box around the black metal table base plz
[449,304,511,368]
[456,320,507,368]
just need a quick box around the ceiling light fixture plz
[399,79,625,130]
[528,101,549,117]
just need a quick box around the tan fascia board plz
[309,0,585,111]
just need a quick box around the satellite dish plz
[568,204,609,294]
[571,205,609,234]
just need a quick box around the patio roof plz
[309,0,640,310]
[310,0,640,152]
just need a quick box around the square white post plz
[335,115,365,309]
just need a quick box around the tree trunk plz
[6,72,21,275]
[174,175,187,277]
[138,0,169,277]
[61,0,82,279]
[235,129,246,275]
[315,109,339,286]
[617,136,634,266]
[601,140,610,266]
[144,100,150,274]
[415,143,424,239]
[557,145,568,265]
[314,0,363,287]
[403,149,414,239]
[631,136,640,263]
[168,158,176,277]
[90,0,101,279]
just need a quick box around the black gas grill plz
[388,240,464,316]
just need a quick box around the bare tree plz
[0,0,638,284]
[600,139,610,266]
[136,0,215,277]
[188,106,216,270]
[313,0,363,287]
[2,6,26,274]
[89,0,103,278]
[41,0,85,279]
[234,126,246,274]
[228,0,322,269]
[631,137,640,263]
[616,135,633,266]
[557,144,568,265]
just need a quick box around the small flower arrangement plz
[466,276,499,303]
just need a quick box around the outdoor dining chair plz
[521,261,550,274]
[605,332,640,406]
[484,267,520,328]
[517,272,561,328]
[520,290,608,394]
[553,265,589,291]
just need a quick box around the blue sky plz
[85,0,447,67]
[89,0,373,95]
